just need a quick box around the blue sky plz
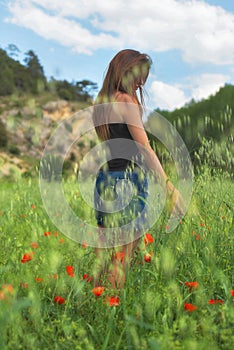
[0,0,234,111]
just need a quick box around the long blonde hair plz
[93,49,152,140]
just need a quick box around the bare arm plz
[114,93,174,191]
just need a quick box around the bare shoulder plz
[114,92,137,104]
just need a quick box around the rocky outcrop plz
[43,100,73,121]
[0,99,96,178]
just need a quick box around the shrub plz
[0,119,7,147]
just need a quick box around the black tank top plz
[106,123,139,171]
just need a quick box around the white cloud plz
[150,80,188,110]
[5,1,122,54]
[5,0,234,64]
[149,73,230,110]
[189,73,230,100]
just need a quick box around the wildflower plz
[54,296,65,304]
[2,284,14,295]
[230,290,234,297]
[208,299,224,304]
[91,286,105,297]
[51,274,58,279]
[31,204,36,209]
[184,303,197,312]
[31,242,39,249]
[66,265,75,277]
[59,238,65,243]
[21,252,33,263]
[0,284,14,301]
[114,251,125,262]
[54,231,59,237]
[200,222,205,227]
[20,282,29,288]
[83,274,92,282]
[105,296,120,306]
[82,241,87,248]
[35,277,43,282]
[44,231,51,236]
[144,233,154,245]
[184,282,199,291]
[195,234,202,240]
[144,252,153,263]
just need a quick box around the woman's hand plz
[167,182,185,218]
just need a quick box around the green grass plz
[0,168,233,350]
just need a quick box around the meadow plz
[0,166,233,350]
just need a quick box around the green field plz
[0,167,233,350]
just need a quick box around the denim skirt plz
[94,169,149,229]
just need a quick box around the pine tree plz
[24,50,46,93]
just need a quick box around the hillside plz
[0,93,93,178]
[147,84,233,173]
[0,45,98,179]
[152,84,234,144]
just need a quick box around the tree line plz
[0,44,98,101]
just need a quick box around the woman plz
[92,49,184,289]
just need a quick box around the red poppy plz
[83,274,92,282]
[35,277,43,282]
[82,241,87,248]
[31,242,39,249]
[31,204,36,209]
[184,303,197,312]
[59,238,65,243]
[200,222,205,227]
[114,251,125,262]
[2,284,14,295]
[0,284,14,301]
[54,231,59,237]
[91,286,105,296]
[195,234,202,240]
[106,296,119,306]
[208,299,224,304]
[144,252,153,263]
[144,233,154,245]
[66,265,75,277]
[184,282,199,291]
[44,231,51,236]
[54,296,65,304]
[230,290,234,297]
[21,252,33,263]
